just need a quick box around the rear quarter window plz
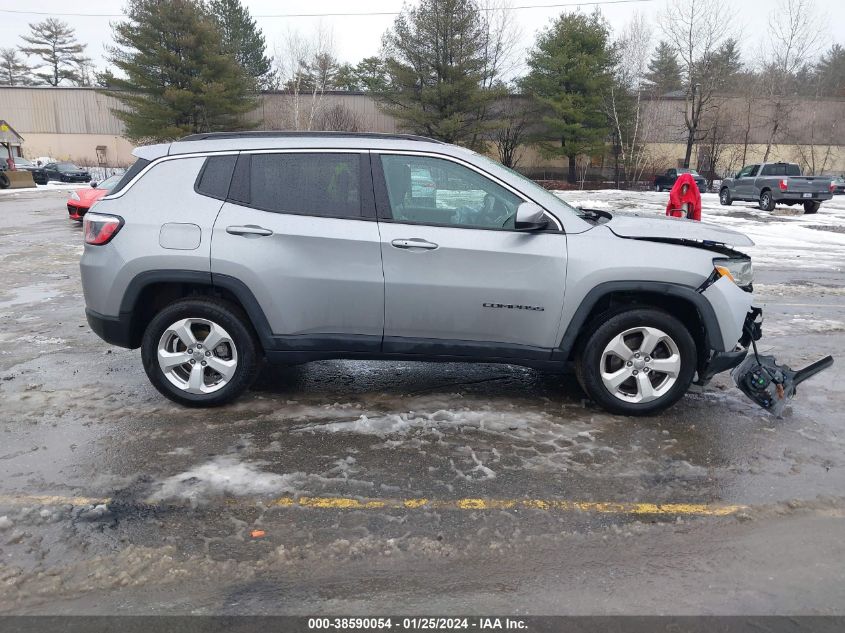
[195,155,237,200]
[108,158,150,196]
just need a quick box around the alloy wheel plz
[157,318,238,394]
[599,326,681,404]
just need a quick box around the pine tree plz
[355,56,389,92]
[0,48,32,86]
[521,10,615,183]
[18,18,89,86]
[816,44,845,97]
[378,0,497,145]
[333,63,359,91]
[105,0,256,143]
[643,41,683,95]
[207,0,273,89]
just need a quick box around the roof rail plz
[176,131,445,144]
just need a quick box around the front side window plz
[737,165,758,178]
[240,153,361,218]
[379,154,523,229]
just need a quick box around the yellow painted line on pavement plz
[268,496,746,516]
[0,494,110,506]
[0,493,746,516]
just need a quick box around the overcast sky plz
[1,0,843,82]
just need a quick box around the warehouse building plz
[1,86,843,177]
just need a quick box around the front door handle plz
[391,238,438,250]
[226,225,273,237]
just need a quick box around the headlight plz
[70,191,81,201]
[713,257,753,288]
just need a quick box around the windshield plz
[678,168,700,176]
[14,157,34,167]
[97,174,123,191]
[57,162,80,170]
[471,153,583,219]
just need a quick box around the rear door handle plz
[391,238,438,250]
[226,225,273,237]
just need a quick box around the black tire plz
[803,200,820,214]
[0,172,9,189]
[575,308,697,416]
[141,297,261,407]
[719,187,732,206]
[759,189,775,211]
[654,184,662,192]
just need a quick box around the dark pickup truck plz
[653,168,706,192]
[719,162,833,214]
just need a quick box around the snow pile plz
[556,189,845,271]
[151,456,308,503]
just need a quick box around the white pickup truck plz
[719,162,834,214]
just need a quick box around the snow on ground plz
[556,190,845,271]
[0,182,89,196]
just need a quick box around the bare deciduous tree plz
[274,24,336,131]
[489,96,530,167]
[314,103,361,132]
[660,0,736,168]
[758,0,825,161]
[603,12,653,187]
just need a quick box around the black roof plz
[176,131,444,144]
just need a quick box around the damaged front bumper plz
[698,306,763,383]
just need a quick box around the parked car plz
[11,157,48,184]
[654,168,706,192]
[81,131,760,416]
[410,167,437,200]
[831,175,845,195]
[43,162,92,183]
[719,162,833,213]
[66,174,123,220]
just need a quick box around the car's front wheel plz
[576,308,697,416]
[141,298,260,407]
[803,200,820,214]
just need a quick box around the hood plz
[73,188,108,203]
[606,214,754,247]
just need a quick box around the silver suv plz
[80,132,760,415]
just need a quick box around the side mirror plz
[90,181,98,188]
[514,202,548,231]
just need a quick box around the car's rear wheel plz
[654,185,662,192]
[803,200,820,214]
[576,308,696,416]
[719,187,732,206]
[759,190,775,211]
[141,298,260,407]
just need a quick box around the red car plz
[66,174,123,221]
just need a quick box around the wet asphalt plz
[0,189,844,615]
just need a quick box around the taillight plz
[830,182,836,193]
[84,213,124,245]
[779,179,788,191]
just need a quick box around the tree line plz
[2,0,843,182]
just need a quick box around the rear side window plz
[761,164,776,176]
[195,155,237,200]
[231,153,362,218]
[109,158,150,196]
